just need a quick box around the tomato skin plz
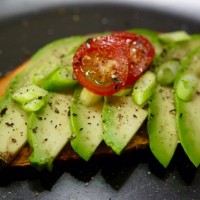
[111,32,155,85]
[73,36,130,96]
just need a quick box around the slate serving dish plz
[0,1,200,199]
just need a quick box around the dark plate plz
[0,2,200,200]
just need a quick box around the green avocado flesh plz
[0,101,28,166]
[70,87,103,161]
[175,48,200,167]
[148,85,178,168]
[103,96,147,155]
[1,29,200,170]
[28,93,72,171]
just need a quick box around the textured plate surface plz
[0,2,200,200]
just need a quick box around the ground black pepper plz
[32,127,38,133]
[5,122,14,127]
[0,107,7,117]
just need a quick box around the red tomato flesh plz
[111,32,155,85]
[73,36,130,95]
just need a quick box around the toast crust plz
[0,62,149,167]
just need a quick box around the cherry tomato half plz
[111,32,155,86]
[73,36,130,95]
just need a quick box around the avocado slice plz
[102,95,147,155]
[0,74,29,166]
[39,67,78,92]
[175,47,200,167]
[70,87,103,161]
[148,85,178,168]
[12,84,48,104]
[132,71,156,106]
[0,99,28,166]
[15,36,87,90]
[158,34,200,65]
[11,84,48,112]
[28,92,72,171]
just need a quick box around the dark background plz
[0,2,200,200]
